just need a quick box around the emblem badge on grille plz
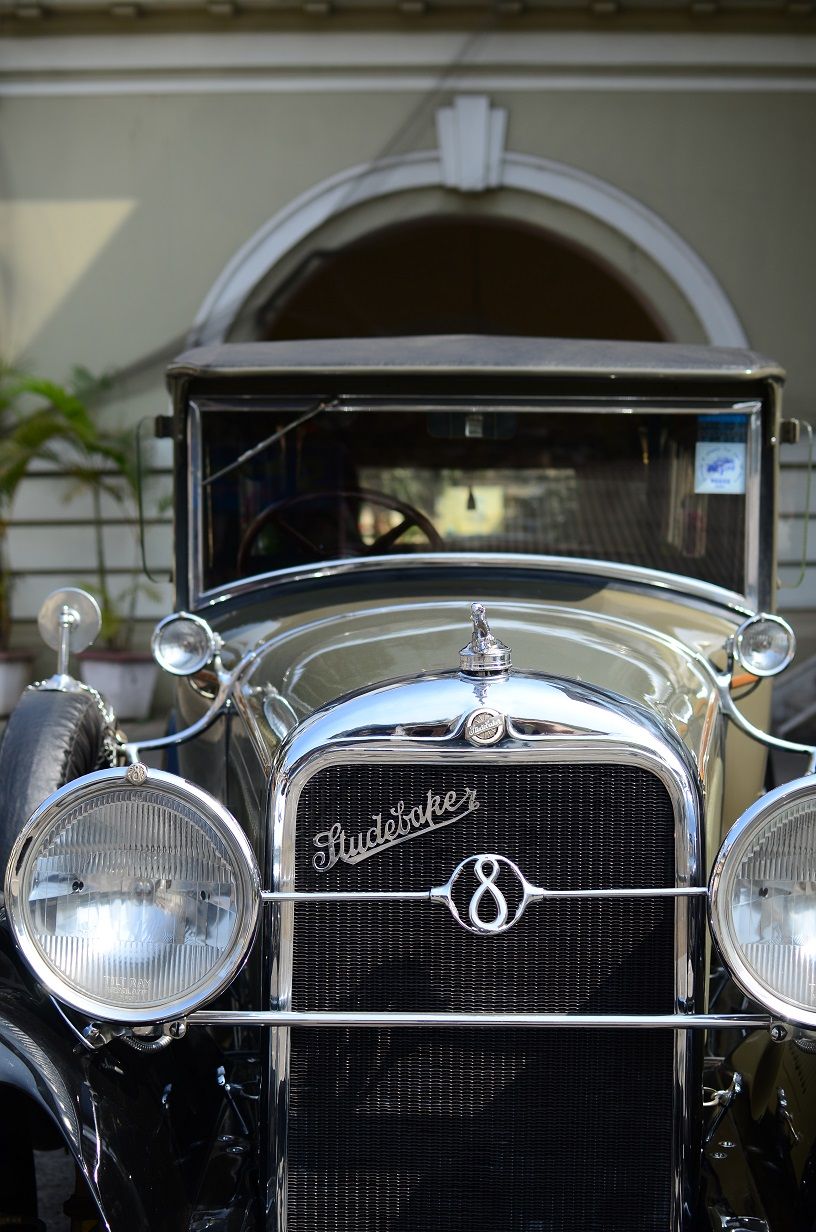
[464,707,505,746]
[432,853,531,935]
[312,785,480,871]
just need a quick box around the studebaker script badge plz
[313,786,480,871]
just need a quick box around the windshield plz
[196,400,756,598]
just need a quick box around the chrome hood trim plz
[271,669,703,788]
[196,553,754,617]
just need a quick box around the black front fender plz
[0,926,248,1232]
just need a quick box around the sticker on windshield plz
[694,441,746,494]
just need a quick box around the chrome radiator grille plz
[286,761,678,1232]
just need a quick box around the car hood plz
[223,589,742,775]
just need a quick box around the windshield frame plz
[183,393,767,615]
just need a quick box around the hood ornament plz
[459,602,511,677]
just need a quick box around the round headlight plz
[710,777,816,1026]
[734,613,795,677]
[4,766,260,1024]
[152,612,220,676]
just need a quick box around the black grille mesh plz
[286,761,678,1232]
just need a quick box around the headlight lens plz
[710,776,816,1026]
[734,613,795,677]
[152,612,220,676]
[5,766,259,1024]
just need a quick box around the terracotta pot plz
[0,651,35,718]
[79,651,158,721]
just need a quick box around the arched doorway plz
[192,146,747,348]
[256,214,667,342]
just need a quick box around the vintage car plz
[1,336,816,1232]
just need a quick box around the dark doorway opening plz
[257,214,667,342]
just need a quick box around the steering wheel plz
[237,487,445,572]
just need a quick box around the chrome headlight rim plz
[733,612,796,678]
[151,611,220,677]
[4,766,261,1025]
[710,776,816,1028]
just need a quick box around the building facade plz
[2,5,816,648]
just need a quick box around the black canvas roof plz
[168,335,784,387]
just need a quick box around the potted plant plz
[0,367,159,720]
[59,371,161,721]
[0,368,114,714]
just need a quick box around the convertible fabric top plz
[168,335,784,386]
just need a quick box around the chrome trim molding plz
[715,672,816,772]
[187,392,767,612]
[173,342,779,383]
[192,1009,770,1029]
[744,405,763,611]
[330,395,763,416]
[123,636,274,761]
[261,871,705,938]
[122,684,231,761]
[260,885,708,902]
[187,400,204,611]
[196,551,755,616]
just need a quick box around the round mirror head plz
[37,588,102,655]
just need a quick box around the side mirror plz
[37,588,102,679]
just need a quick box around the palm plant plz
[0,367,132,651]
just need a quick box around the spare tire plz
[0,686,113,872]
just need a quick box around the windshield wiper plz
[202,399,333,487]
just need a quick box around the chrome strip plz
[123,690,230,762]
[715,671,816,773]
[196,552,754,616]
[260,886,708,902]
[769,380,784,609]
[268,686,704,1232]
[745,404,763,611]
[122,637,283,763]
[194,1010,769,1029]
[329,395,759,416]
[187,400,204,610]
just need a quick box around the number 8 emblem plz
[468,856,509,932]
[432,853,532,935]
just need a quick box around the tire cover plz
[0,687,111,872]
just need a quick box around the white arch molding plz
[192,148,748,349]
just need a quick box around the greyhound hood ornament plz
[459,602,512,677]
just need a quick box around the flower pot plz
[0,651,34,717]
[79,651,158,721]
